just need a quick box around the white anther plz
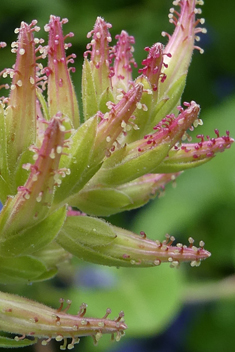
[56,146,63,154]
[136,102,142,110]
[199,240,205,247]
[19,48,25,55]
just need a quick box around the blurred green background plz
[0,0,235,351]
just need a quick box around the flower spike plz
[4,20,38,189]
[112,30,137,91]
[138,43,168,95]
[155,130,234,173]
[52,83,143,207]
[45,15,80,128]
[160,0,206,98]
[88,101,200,187]
[84,17,113,96]
[0,114,68,256]
[0,292,127,349]
[82,17,115,119]
[94,83,143,158]
[57,214,211,268]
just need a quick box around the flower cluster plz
[0,0,233,349]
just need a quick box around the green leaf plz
[14,148,34,192]
[53,116,101,205]
[0,256,48,284]
[36,89,50,120]
[33,241,71,267]
[0,103,10,203]
[153,157,209,173]
[152,74,186,126]
[125,75,153,142]
[0,335,37,348]
[0,206,67,257]
[0,176,10,206]
[82,58,99,120]
[91,142,170,186]
[58,215,116,248]
[31,267,58,282]
[73,171,169,216]
[57,215,121,265]
[98,87,115,113]
[71,187,132,216]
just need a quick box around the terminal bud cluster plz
[0,0,233,348]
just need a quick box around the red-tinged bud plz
[93,83,143,160]
[138,43,167,96]
[84,17,112,95]
[106,229,211,268]
[155,130,234,172]
[159,0,206,98]
[0,114,67,236]
[57,215,211,268]
[85,102,200,187]
[45,16,80,128]
[0,292,126,348]
[131,101,200,157]
[112,31,137,91]
[5,20,38,180]
[85,101,200,186]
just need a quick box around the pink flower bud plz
[45,15,80,128]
